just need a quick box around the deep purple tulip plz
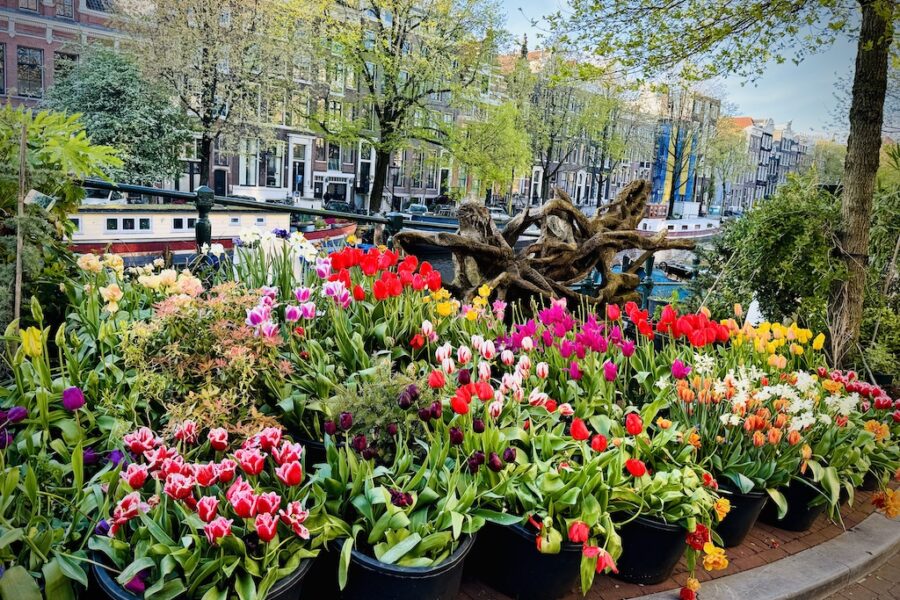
[487,452,503,472]
[351,434,367,452]
[387,423,399,436]
[82,446,100,465]
[361,447,377,460]
[107,449,126,466]
[323,421,337,436]
[430,401,442,420]
[0,429,12,449]
[124,570,150,594]
[449,427,464,445]
[417,407,432,422]
[62,387,85,411]
[472,419,485,433]
[457,369,471,385]
[339,412,353,431]
[397,390,413,410]
[503,447,516,463]
[405,384,420,403]
[6,406,27,423]
[95,519,111,536]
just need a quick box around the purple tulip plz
[83,446,100,465]
[603,361,618,382]
[95,519,111,536]
[457,369,471,385]
[472,419,485,433]
[568,361,583,381]
[405,384,420,403]
[362,447,377,460]
[107,449,126,466]
[418,407,432,422]
[487,452,503,472]
[62,387,85,411]
[0,429,12,449]
[503,447,516,463]
[429,401,442,420]
[315,257,332,279]
[284,305,301,322]
[397,390,413,410]
[6,406,27,423]
[245,305,270,327]
[351,434,367,452]
[386,423,399,436]
[449,427,464,445]
[294,287,312,303]
[299,302,317,319]
[339,412,353,431]
[124,570,150,594]
[323,421,337,436]
[620,340,636,358]
[671,359,692,380]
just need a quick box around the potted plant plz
[90,423,337,599]
[312,434,480,600]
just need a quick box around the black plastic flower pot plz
[92,552,313,600]
[759,478,827,532]
[715,484,768,548]
[339,534,475,600]
[612,515,686,585]
[299,543,341,599]
[469,522,583,600]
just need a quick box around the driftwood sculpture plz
[394,180,695,306]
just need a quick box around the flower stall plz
[0,233,897,600]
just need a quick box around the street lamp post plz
[389,164,400,212]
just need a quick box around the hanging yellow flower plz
[702,542,729,571]
[714,498,732,522]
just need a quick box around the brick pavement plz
[826,550,900,600]
[458,490,877,600]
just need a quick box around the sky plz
[501,0,857,137]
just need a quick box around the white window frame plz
[229,216,241,226]
[172,217,197,232]
[104,216,153,234]
[254,216,267,226]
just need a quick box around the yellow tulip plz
[478,284,492,298]
[20,327,42,358]
[812,333,825,351]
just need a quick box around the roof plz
[731,117,755,129]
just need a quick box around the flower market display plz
[0,230,898,600]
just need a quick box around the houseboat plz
[70,202,355,260]
[636,216,721,239]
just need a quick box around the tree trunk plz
[370,148,391,213]
[828,0,893,366]
[199,132,213,188]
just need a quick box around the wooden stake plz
[13,122,26,323]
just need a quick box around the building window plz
[19,0,38,11]
[314,138,326,162]
[255,216,266,226]
[105,218,118,231]
[229,216,240,226]
[173,217,196,231]
[238,138,259,186]
[264,143,284,188]
[70,217,81,232]
[16,47,44,98]
[0,45,5,95]
[85,0,111,11]
[57,0,75,17]
[54,52,78,81]
[327,143,340,171]
[105,217,152,233]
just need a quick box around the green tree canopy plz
[44,46,192,185]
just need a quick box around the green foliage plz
[448,102,531,196]
[44,46,193,185]
[687,174,843,332]
[808,140,847,186]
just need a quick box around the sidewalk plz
[827,550,900,599]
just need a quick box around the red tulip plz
[121,464,149,490]
[428,369,446,389]
[234,448,266,476]
[625,413,643,436]
[570,418,590,441]
[207,428,229,451]
[194,462,218,487]
[591,434,608,452]
[353,284,366,301]
[203,516,233,545]
[163,473,193,500]
[625,458,647,477]
[197,496,219,523]
[255,512,278,543]
[606,304,621,321]
[216,459,237,483]
[568,520,590,543]
[275,461,304,487]
[256,491,281,515]
[230,489,258,518]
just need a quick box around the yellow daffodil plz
[20,327,43,358]
[345,234,358,245]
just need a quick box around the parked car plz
[324,200,354,214]
[82,188,125,205]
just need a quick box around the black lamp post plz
[389,165,400,211]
